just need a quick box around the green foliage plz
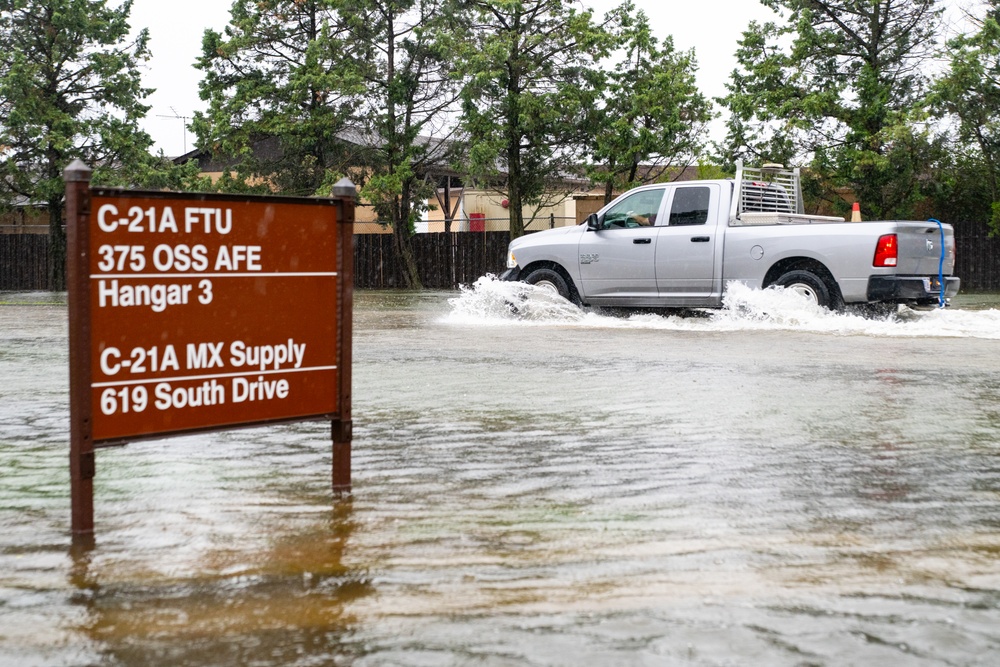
[922,117,997,234]
[458,0,613,237]
[196,0,460,287]
[193,0,361,196]
[333,0,463,287]
[943,149,995,231]
[695,160,730,181]
[586,2,712,203]
[0,0,157,288]
[718,0,942,220]
[930,1,1000,233]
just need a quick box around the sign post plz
[66,160,95,536]
[66,161,355,536]
[330,178,355,494]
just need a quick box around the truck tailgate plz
[893,222,955,274]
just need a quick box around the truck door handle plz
[633,238,651,244]
[691,236,710,242]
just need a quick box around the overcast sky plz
[128,0,976,158]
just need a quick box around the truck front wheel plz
[773,270,833,308]
[524,267,571,301]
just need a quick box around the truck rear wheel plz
[524,268,571,301]
[773,270,832,308]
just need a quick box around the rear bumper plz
[867,275,961,303]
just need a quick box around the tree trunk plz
[392,194,423,289]
[507,143,525,238]
[48,199,66,291]
[627,157,640,186]
[443,178,452,233]
[392,223,422,289]
[504,52,525,239]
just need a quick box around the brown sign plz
[66,160,355,537]
[87,194,341,441]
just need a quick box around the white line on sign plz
[91,365,339,388]
[89,272,339,279]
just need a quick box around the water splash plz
[447,274,588,324]
[445,276,1000,339]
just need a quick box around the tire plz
[523,267,571,300]
[773,269,834,308]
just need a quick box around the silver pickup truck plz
[501,163,960,311]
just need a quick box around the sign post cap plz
[64,159,92,182]
[331,178,356,198]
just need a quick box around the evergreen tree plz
[0,0,156,289]
[718,0,942,219]
[335,0,464,288]
[197,0,462,288]
[587,2,712,204]
[193,0,360,196]
[930,1,1000,232]
[459,0,612,237]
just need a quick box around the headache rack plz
[729,160,845,226]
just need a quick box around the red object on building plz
[469,212,486,232]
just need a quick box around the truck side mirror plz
[586,213,600,231]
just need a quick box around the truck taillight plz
[873,234,897,267]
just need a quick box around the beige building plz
[419,165,710,233]
[422,187,604,233]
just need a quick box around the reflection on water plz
[68,500,368,666]
[1,287,999,665]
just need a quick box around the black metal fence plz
[4,231,1000,292]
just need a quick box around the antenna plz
[156,107,192,155]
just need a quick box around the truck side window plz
[669,187,710,226]
[601,189,665,229]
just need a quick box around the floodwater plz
[1,281,999,666]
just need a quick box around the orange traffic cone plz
[851,202,862,222]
